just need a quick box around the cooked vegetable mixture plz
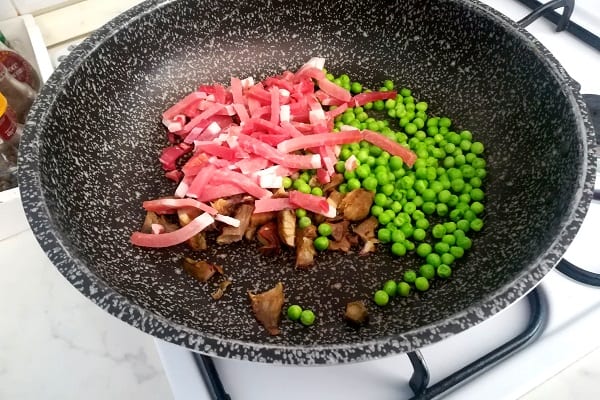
[131,58,486,335]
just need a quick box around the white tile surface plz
[0,0,18,19]
[10,0,77,16]
[0,229,173,400]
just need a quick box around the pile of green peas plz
[287,304,316,326]
[325,73,487,303]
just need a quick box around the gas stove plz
[154,1,600,399]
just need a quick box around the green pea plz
[391,242,407,256]
[314,236,329,251]
[283,176,293,189]
[287,305,303,321]
[317,223,332,237]
[350,82,363,94]
[413,228,426,241]
[311,187,323,196]
[426,253,441,267]
[441,252,455,265]
[397,282,411,297]
[374,290,389,306]
[450,246,465,258]
[378,228,392,243]
[392,230,406,243]
[383,280,397,297]
[415,277,430,291]
[300,309,316,326]
[403,269,417,283]
[419,264,436,280]
[437,264,452,279]
[416,243,432,258]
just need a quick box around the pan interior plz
[34,0,584,348]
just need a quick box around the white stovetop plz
[1,1,599,399]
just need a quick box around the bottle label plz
[0,50,40,91]
[0,109,17,141]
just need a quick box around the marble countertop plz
[1,0,600,399]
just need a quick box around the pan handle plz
[513,0,600,51]
[516,0,574,31]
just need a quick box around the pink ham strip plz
[288,191,330,215]
[237,134,321,170]
[317,78,352,102]
[184,103,224,132]
[143,198,218,215]
[277,130,361,153]
[131,213,214,248]
[279,121,304,138]
[230,77,244,104]
[352,90,397,107]
[210,168,273,199]
[163,92,205,121]
[362,129,417,167]
[187,164,217,198]
[196,183,246,202]
[235,157,271,174]
[253,197,293,213]
[325,103,348,119]
[194,142,237,161]
[232,103,249,123]
[269,87,280,125]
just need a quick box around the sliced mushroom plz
[277,209,296,247]
[245,211,276,240]
[217,203,254,244]
[323,173,344,193]
[344,301,369,326]
[340,189,374,221]
[326,190,344,211]
[353,216,379,241]
[141,211,179,233]
[178,207,207,250]
[257,221,281,256]
[360,239,378,255]
[211,194,244,216]
[211,279,232,300]
[328,235,353,252]
[182,258,222,282]
[329,220,350,241]
[248,282,284,335]
[295,225,317,268]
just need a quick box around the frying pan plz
[18,0,596,364]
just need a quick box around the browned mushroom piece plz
[245,211,276,240]
[182,257,223,282]
[248,282,284,335]
[344,301,369,326]
[256,221,281,256]
[353,216,379,241]
[326,190,344,211]
[360,239,378,255]
[295,225,317,268]
[211,279,232,300]
[141,211,180,234]
[177,207,207,250]
[322,173,345,193]
[329,220,350,241]
[277,209,296,247]
[328,235,353,252]
[140,211,160,233]
[340,189,374,221]
[216,203,254,244]
[211,194,245,216]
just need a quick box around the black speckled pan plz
[18,0,596,364]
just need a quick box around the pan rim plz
[17,0,596,364]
